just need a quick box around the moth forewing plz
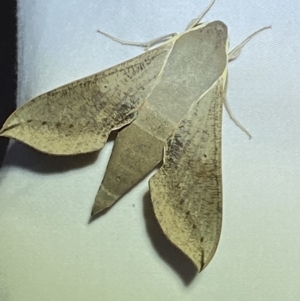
[149,68,227,271]
[0,43,174,155]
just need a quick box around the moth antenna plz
[223,96,252,139]
[185,0,216,30]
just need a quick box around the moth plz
[0,0,270,272]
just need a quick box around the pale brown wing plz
[149,77,224,272]
[0,44,172,155]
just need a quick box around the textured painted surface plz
[2,0,298,300]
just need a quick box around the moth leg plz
[224,25,271,138]
[222,77,252,139]
[229,25,271,61]
[97,29,176,50]
[185,0,216,30]
[223,96,252,139]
